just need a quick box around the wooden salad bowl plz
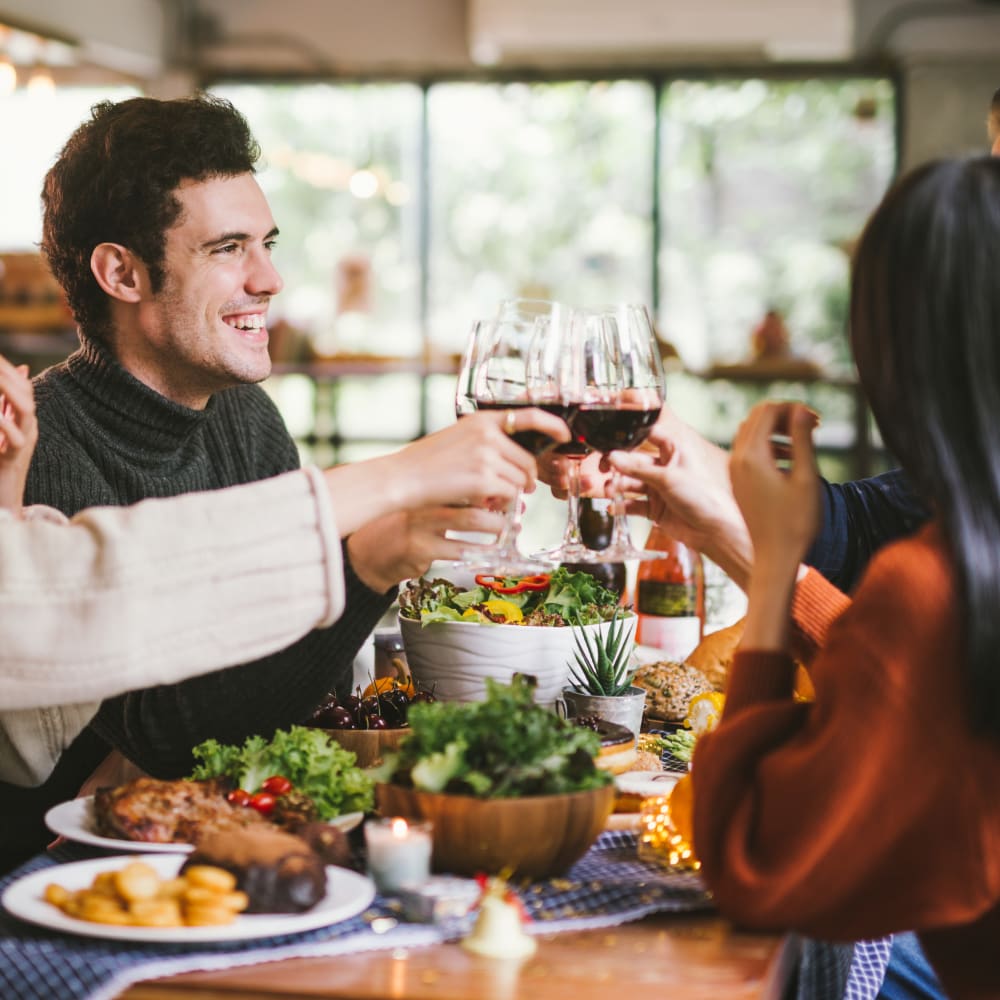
[322,727,410,768]
[375,782,615,878]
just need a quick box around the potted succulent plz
[561,610,645,737]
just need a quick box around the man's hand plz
[347,505,507,593]
[385,407,571,511]
[321,406,572,539]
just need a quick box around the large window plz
[659,78,896,372]
[427,80,654,353]
[211,74,895,480]
[212,83,423,359]
[0,74,896,483]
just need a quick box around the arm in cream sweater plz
[0,466,346,784]
[0,466,344,705]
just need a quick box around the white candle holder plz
[364,817,433,894]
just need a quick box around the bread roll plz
[687,617,815,701]
[686,619,743,691]
[632,660,714,722]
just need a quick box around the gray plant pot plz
[560,685,647,739]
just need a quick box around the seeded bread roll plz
[181,829,326,914]
[632,660,714,723]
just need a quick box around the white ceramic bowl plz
[398,612,636,709]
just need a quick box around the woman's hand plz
[729,401,820,575]
[729,401,820,654]
[604,406,753,586]
[537,449,610,500]
[0,357,37,518]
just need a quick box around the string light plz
[0,23,76,97]
[0,59,15,96]
[26,66,55,96]
[637,795,701,871]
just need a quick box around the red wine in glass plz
[573,405,662,454]
[476,400,577,456]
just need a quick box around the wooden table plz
[117,913,796,1000]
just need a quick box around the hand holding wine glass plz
[526,306,599,563]
[452,312,572,574]
[572,304,666,561]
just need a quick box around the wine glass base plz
[456,546,556,577]
[530,543,609,564]
[598,545,668,562]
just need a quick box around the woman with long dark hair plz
[679,155,1000,1000]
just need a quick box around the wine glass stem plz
[560,458,584,547]
[608,471,635,551]
[495,489,525,553]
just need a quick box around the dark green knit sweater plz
[3,335,392,873]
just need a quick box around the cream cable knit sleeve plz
[0,466,344,709]
[1,468,344,786]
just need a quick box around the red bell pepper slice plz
[474,573,550,595]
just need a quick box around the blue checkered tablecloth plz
[0,830,712,1000]
[796,937,892,1000]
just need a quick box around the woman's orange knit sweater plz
[693,521,1000,1000]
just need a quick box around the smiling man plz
[8,95,483,873]
[109,174,282,406]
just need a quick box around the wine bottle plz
[635,526,704,659]
[561,497,627,599]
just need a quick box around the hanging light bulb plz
[0,58,16,96]
[26,65,55,96]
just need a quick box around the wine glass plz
[527,308,599,563]
[573,303,666,561]
[454,319,482,419]
[452,316,556,576]
[497,297,569,328]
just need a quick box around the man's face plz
[132,173,283,408]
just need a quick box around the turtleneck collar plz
[62,334,216,455]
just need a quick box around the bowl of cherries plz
[306,677,436,767]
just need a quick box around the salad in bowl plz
[397,570,633,708]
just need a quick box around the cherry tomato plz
[260,775,292,796]
[249,791,276,815]
[227,788,252,807]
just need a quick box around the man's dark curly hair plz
[41,94,260,341]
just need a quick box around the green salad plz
[398,568,624,627]
[383,676,612,798]
[189,725,375,818]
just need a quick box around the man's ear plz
[90,243,149,303]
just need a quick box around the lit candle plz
[364,817,433,893]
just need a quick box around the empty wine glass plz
[572,303,666,561]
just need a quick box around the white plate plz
[614,770,680,799]
[2,853,375,943]
[44,796,365,854]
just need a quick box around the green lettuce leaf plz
[190,725,374,818]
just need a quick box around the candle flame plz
[390,817,409,838]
